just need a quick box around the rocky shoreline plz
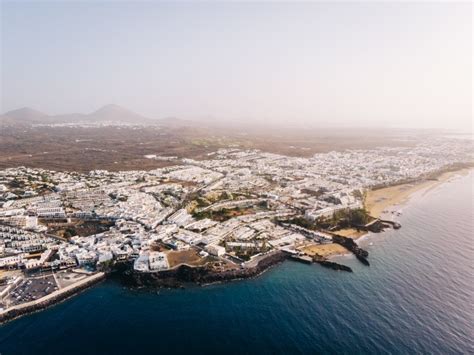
[119,251,289,288]
[118,248,360,289]
[0,249,361,323]
[332,235,370,265]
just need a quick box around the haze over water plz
[0,172,472,354]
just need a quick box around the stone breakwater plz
[318,260,352,272]
[0,272,106,324]
[312,256,353,272]
[121,251,288,288]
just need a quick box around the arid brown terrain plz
[0,123,419,172]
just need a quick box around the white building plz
[149,252,169,271]
[206,244,226,257]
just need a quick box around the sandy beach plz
[298,169,472,260]
[365,169,471,218]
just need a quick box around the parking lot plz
[9,275,58,305]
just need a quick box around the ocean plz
[1,171,472,355]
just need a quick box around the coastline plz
[327,167,472,258]
[365,168,471,219]
[121,251,288,288]
[1,168,470,324]
[3,168,472,355]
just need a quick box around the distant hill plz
[1,104,160,126]
[86,104,150,123]
[2,107,48,123]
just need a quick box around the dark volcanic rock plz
[318,260,353,272]
[332,235,370,266]
[121,251,288,288]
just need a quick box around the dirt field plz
[165,249,207,268]
[0,125,223,172]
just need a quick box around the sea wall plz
[0,272,105,324]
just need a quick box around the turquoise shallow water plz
[1,172,473,355]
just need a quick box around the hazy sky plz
[1,1,472,131]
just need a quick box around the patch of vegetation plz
[351,189,364,200]
[255,200,267,209]
[280,216,318,230]
[7,179,25,189]
[193,206,257,222]
[281,208,372,231]
[48,220,115,238]
[317,208,371,229]
[195,197,211,207]
[63,227,77,238]
[41,174,51,183]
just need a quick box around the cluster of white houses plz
[0,137,471,280]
